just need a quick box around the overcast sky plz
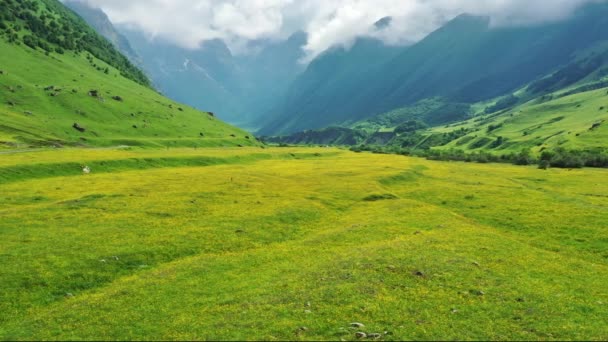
[72,0,603,62]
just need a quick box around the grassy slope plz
[0,39,256,148]
[0,147,606,340]
[435,86,608,153]
[273,82,608,155]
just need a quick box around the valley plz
[0,0,607,340]
[59,0,608,164]
[1,146,607,340]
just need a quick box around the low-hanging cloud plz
[70,0,604,62]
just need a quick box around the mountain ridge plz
[261,2,608,135]
[63,0,141,66]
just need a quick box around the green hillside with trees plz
[0,0,257,148]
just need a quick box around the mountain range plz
[64,0,305,129]
[64,1,608,143]
[262,3,608,134]
[6,0,608,156]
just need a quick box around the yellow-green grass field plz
[0,146,607,340]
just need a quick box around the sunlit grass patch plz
[0,147,606,340]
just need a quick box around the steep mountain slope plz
[63,0,141,66]
[0,0,256,148]
[262,2,608,135]
[367,42,608,156]
[0,0,148,86]
[261,37,403,135]
[233,32,307,130]
[63,1,306,127]
[434,82,608,154]
[120,28,247,125]
[264,74,608,165]
[119,27,306,128]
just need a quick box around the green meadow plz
[1,1,607,340]
[1,146,606,340]
[435,87,608,153]
[0,39,254,149]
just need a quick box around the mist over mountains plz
[65,0,608,136]
[66,0,602,62]
[65,0,306,128]
[263,3,608,134]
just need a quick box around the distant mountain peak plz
[287,31,308,46]
[448,13,490,29]
[374,16,393,30]
[261,3,608,135]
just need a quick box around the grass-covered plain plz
[0,146,606,340]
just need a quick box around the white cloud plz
[71,0,604,61]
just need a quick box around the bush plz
[22,34,38,49]
[489,136,505,149]
[487,123,504,133]
[350,141,607,169]
[513,149,535,165]
[469,137,492,149]
[551,155,584,168]
[395,120,427,134]
[540,148,608,168]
